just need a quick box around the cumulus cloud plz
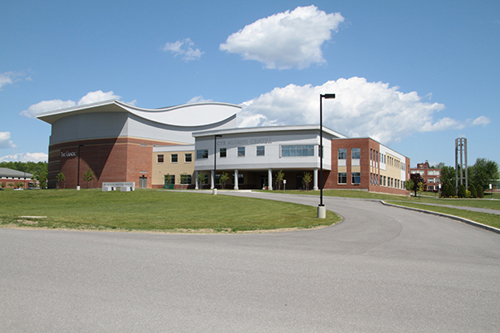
[20,90,120,118]
[163,38,204,61]
[0,152,48,163]
[0,132,17,149]
[0,71,30,90]
[220,5,344,69]
[239,77,490,144]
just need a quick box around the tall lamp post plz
[77,144,83,190]
[213,135,222,195]
[318,93,335,218]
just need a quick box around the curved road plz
[1,192,499,332]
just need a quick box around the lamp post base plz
[317,205,326,218]
[212,188,217,195]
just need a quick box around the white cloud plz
[0,71,29,90]
[20,90,120,118]
[0,132,17,149]
[187,95,212,104]
[220,5,344,69]
[163,38,204,61]
[239,77,489,145]
[0,152,48,163]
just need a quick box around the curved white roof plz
[36,99,241,127]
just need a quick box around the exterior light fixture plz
[213,135,222,195]
[318,93,335,218]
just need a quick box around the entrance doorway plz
[139,176,147,189]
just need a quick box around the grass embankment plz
[0,189,340,233]
[266,189,500,229]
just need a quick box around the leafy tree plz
[409,173,425,197]
[457,184,466,198]
[440,166,455,187]
[83,169,95,188]
[39,171,48,189]
[275,170,285,190]
[302,172,313,190]
[469,158,499,191]
[476,184,484,198]
[16,182,24,189]
[219,172,230,189]
[404,179,414,193]
[468,184,477,198]
[1,182,5,189]
[56,171,66,189]
[197,172,207,189]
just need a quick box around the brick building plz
[0,167,34,189]
[410,161,442,191]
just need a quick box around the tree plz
[469,158,499,191]
[476,183,484,198]
[38,171,48,189]
[197,172,207,189]
[302,172,313,190]
[409,173,425,197]
[83,169,95,188]
[219,172,230,189]
[56,171,66,189]
[404,179,414,195]
[457,184,466,198]
[275,170,285,190]
[468,184,477,198]
[0,182,5,189]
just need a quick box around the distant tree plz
[275,170,285,190]
[476,184,484,198]
[440,166,455,187]
[38,171,48,189]
[468,184,477,198]
[56,171,66,189]
[16,182,24,189]
[457,184,466,198]
[197,172,207,189]
[302,172,313,190]
[83,169,95,188]
[409,173,425,197]
[8,183,15,188]
[469,158,499,191]
[1,182,5,189]
[433,162,446,169]
[219,172,230,189]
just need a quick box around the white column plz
[195,171,199,190]
[268,168,273,190]
[234,169,239,190]
[313,168,319,191]
[210,170,215,190]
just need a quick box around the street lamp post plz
[77,144,83,190]
[318,93,335,218]
[213,135,222,195]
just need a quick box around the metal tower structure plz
[455,137,468,194]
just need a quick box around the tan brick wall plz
[152,151,195,188]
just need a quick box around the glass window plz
[256,146,265,156]
[352,148,360,159]
[238,147,245,157]
[282,145,314,157]
[352,172,361,184]
[180,174,192,184]
[157,154,164,163]
[338,148,347,160]
[196,149,208,159]
[220,148,227,158]
[338,173,347,184]
[164,175,175,185]
[171,154,178,163]
[185,153,192,162]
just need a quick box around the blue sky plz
[1,0,499,167]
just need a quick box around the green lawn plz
[0,189,340,233]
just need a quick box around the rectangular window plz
[351,148,361,159]
[338,148,347,160]
[338,172,347,184]
[164,175,175,185]
[196,149,208,159]
[238,147,245,157]
[180,174,192,184]
[256,146,265,156]
[171,154,178,163]
[185,153,192,163]
[157,154,164,163]
[282,145,315,157]
[352,172,361,184]
[220,148,227,158]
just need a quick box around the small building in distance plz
[410,161,441,192]
[0,167,34,189]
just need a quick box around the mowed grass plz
[0,189,340,232]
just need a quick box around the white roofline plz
[192,125,348,138]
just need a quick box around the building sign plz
[61,151,77,158]
[217,138,272,147]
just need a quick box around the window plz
[352,172,361,184]
[256,146,265,156]
[157,154,164,163]
[197,149,208,159]
[351,148,360,159]
[338,173,347,184]
[180,174,192,184]
[220,148,227,158]
[164,175,175,185]
[281,145,314,157]
[338,148,347,160]
[238,147,245,157]
[171,154,178,163]
[185,153,192,162]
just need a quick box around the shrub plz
[468,184,477,198]
[457,184,466,198]
[476,184,484,198]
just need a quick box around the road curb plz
[380,201,500,234]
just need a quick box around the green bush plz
[476,184,484,198]
[469,184,477,198]
[458,184,466,198]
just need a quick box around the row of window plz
[157,153,192,163]
[337,172,405,189]
[164,173,245,185]
[338,172,361,184]
[196,145,316,160]
[0,176,29,180]
[338,148,360,160]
